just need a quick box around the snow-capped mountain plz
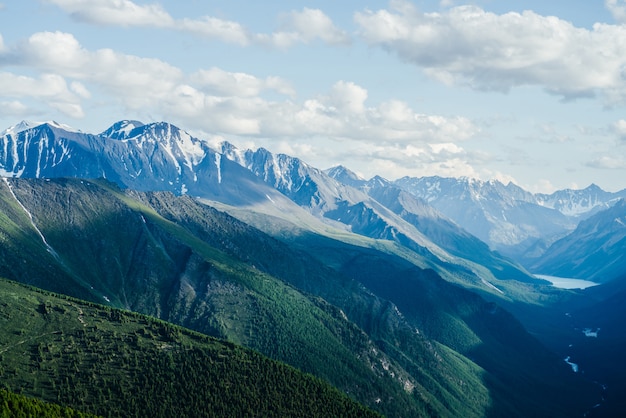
[0,120,287,206]
[536,184,626,217]
[530,198,626,283]
[394,176,576,259]
[3,119,623,286]
[324,165,367,188]
[353,174,534,283]
[223,144,534,286]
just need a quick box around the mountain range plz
[1,119,624,416]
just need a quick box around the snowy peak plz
[325,165,366,188]
[536,184,626,217]
[100,120,145,140]
[1,120,78,137]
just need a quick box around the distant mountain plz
[393,176,626,262]
[530,199,626,282]
[223,144,537,290]
[536,184,626,217]
[358,175,534,283]
[324,165,367,188]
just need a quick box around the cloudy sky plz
[1,0,626,192]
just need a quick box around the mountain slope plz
[0,278,380,418]
[536,184,626,217]
[0,120,289,207]
[0,177,489,418]
[356,174,534,283]
[0,120,606,416]
[530,199,626,283]
[394,176,576,257]
[222,143,535,294]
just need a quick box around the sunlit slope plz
[0,279,380,418]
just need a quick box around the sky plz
[1,1,626,193]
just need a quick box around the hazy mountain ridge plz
[393,175,626,262]
[531,198,626,282]
[222,142,537,292]
[0,176,598,417]
[0,177,495,417]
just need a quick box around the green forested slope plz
[0,388,98,418]
[0,279,380,418]
[0,177,598,417]
[0,178,446,417]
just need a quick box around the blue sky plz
[1,1,626,192]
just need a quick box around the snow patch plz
[2,178,59,258]
[481,278,504,294]
[214,153,222,183]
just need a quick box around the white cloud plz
[179,16,250,46]
[612,118,626,140]
[70,81,91,99]
[190,67,295,98]
[0,100,30,116]
[606,0,626,23]
[355,3,626,102]
[0,72,83,117]
[263,8,350,48]
[14,31,182,107]
[45,0,348,48]
[44,0,173,27]
[0,30,480,179]
[327,81,368,114]
[587,156,626,169]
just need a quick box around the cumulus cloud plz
[45,0,348,47]
[259,8,350,48]
[355,2,626,102]
[44,0,173,27]
[606,0,626,23]
[179,17,250,46]
[0,72,84,117]
[611,118,626,140]
[0,100,31,117]
[190,67,295,98]
[0,30,479,179]
[11,31,183,106]
[587,156,626,169]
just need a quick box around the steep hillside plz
[223,143,534,295]
[0,120,289,207]
[359,175,534,283]
[0,177,487,418]
[0,177,600,416]
[394,176,576,259]
[530,199,626,283]
[0,279,380,418]
[0,389,97,418]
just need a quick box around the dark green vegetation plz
[0,178,600,417]
[1,388,97,418]
[0,279,380,418]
